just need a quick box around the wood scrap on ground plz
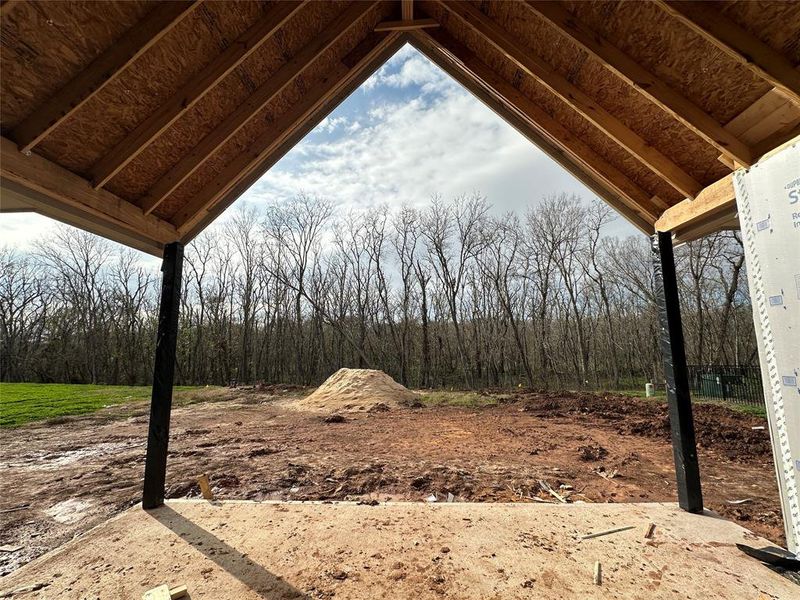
[0,504,30,514]
[645,523,657,539]
[579,525,635,540]
[141,583,187,600]
[593,561,602,585]
[538,480,567,503]
[197,474,214,500]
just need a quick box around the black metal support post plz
[652,231,703,513]
[142,242,184,509]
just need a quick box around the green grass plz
[419,390,501,408]
[0,383,211,428]
[606,387,766,418]
[693,397,767,418]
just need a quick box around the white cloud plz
[241,46,636,235]
[0,213,58,251]
[316,115,348,134]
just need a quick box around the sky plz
[0,44,639,255]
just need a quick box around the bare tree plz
[2,193,758,391]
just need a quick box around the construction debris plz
[538,480,567,503]
[197,474,214,500]
[726,498,753,505]
[593,561,602,585]
[0,546,22,553]
[141,584,188,600]
[594,466,619,480]
[645,523,657,539]
[579,525,635,541]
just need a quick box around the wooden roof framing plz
[1,0,799,256]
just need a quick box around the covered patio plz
[1,0,798,596]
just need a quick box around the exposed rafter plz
[717,90,800,167]
[0,137,177,253]
[11,1,199,153]
[177,33,407,235]
[418,29,661,224]
[375,18,438,32]
[137,0,379,217]
[409,32,653,232]
[752,125,800,159]
[90,1,307,191]
[4,0,798,248]
[656,0,800,106]
[524,0,752,167]
[402,0,414,21]
[438,0,703,199]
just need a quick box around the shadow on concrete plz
[148,505,308,599]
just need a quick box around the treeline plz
[1,193,757,389]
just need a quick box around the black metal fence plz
[687,365,765,407]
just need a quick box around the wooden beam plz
[137,0,379,216]
[0,137,178,248]
[717,90,798,167]
[375,18,438,32]
[752,126,800,160]
[725,90,797,141]
[402,0,414,21]
[409,33,653,233]
[11,1,198,153]
[418,28,661,223]
[657,1,800,106]
[0,179,166,256]
[524,1,752,166]
[90,1,307,191]
[655,173,735,233]
[178,33,408,237]
[439,0,703,199]
[672,209,739,245]
[718,90,800,167]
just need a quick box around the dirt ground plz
[2,501,793,599]
[0,388,783,577]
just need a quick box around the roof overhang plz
[1,1,798,255]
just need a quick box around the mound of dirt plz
[294,368,419,413]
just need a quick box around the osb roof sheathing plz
[1,0,799,255]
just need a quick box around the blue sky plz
[0,44,639,252]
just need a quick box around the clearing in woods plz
[0,382,782,576]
